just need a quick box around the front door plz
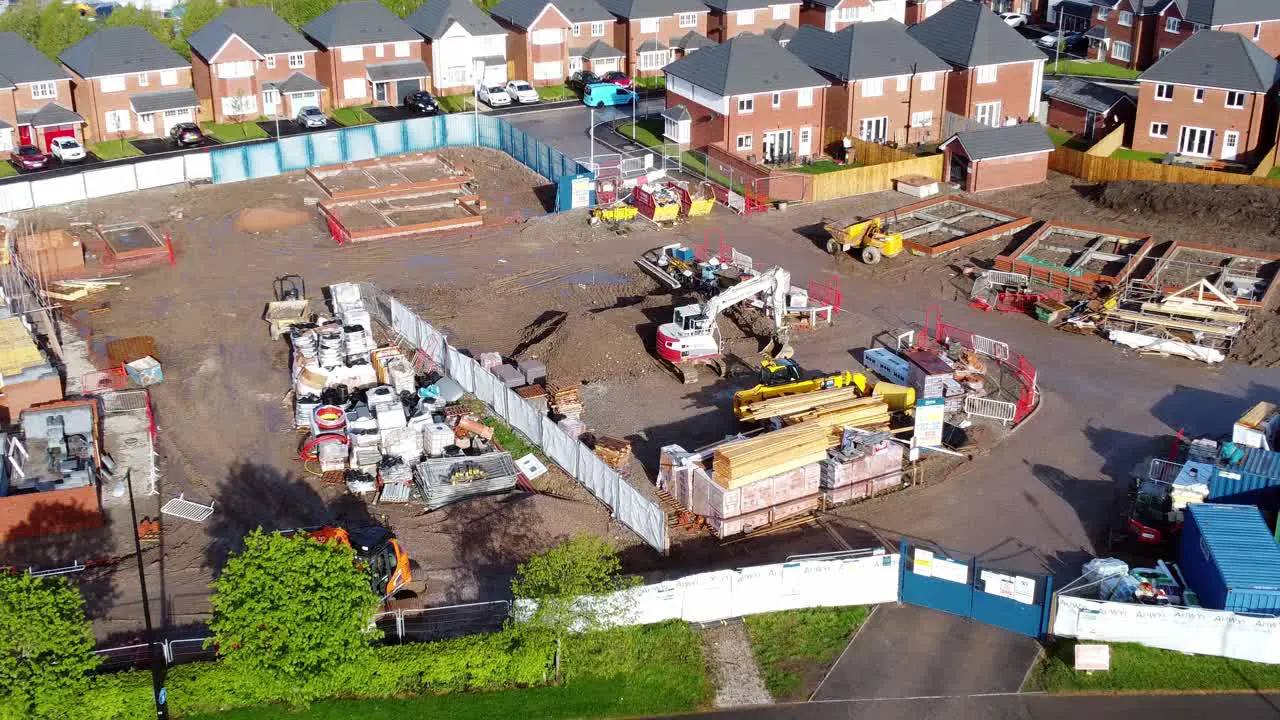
[374,81,388,104]
[1084,110,1097,142]
[263,89,280,117]
[1178,125,1213,157]
[859,116,888,142]
[798,127,812,157]
[17,125,32,146]
[1221,130,1239,161]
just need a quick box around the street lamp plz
[125,469,168,720]
[473,59,485,146]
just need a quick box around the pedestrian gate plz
[898,539,1053,638]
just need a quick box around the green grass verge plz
[744,606,871,701]
[1267,166,1280,179]
[0,161,17,178]
[331,106,377,127]
[437,94,475,113]
[536,84,576,102]
[1110,147,1167,163]
[1033,639,1280,693]
[1047,59,1141,80]
[792,159,858,174]
[614,119,746,193]
[89,139,143,160]
[204,121,269,143]
[634,76,665,90]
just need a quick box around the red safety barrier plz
[807,275,843,314]
[994,290,1066,314]
[930,311,1039,425]
[81,367,128,394]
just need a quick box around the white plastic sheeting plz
[184,152,213,180]
[445,346,475,393]
[0,182,33,213]
[1053,594,1280,665]
[541,419,580,477]
[0,149,216,212]
[30,174,87,206]
[83,165,138,198]
[505,386,543,446]
[136,157,185,189]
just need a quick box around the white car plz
[505,80,540,104]
[478,85,511,107]
[49,136,86,162]
[999,11,1028,27]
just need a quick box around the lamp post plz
[589,107,596,169]
[473,59,485,145]
[126,469,169,720]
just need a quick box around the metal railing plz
[964,396,1018,425]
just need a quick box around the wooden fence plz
[1085,125,1124,157]
[1049,145,1280,188]
[1252,146,1278,178]
[810,154,944,202]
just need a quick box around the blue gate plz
[898,540,1053,638]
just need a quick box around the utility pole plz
[126,469,168,720]
[1053,2,1064,74]
[589,107,596,169]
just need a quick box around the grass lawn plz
[1111,147,1166,163]
[89,139,142,160]
[204,121,269,143]
[1032,640,1280,693]
[0,162,16,178]
[330,106,377,126]
[744,606,871,701]
[635,76,665,90]
[1268,166,1280,179]
[437,94,475,113]
[792,159,857,174]
[1047,59,1141,80]
[1046,127,1073,146]
[536,84,576,102]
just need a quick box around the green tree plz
[377,0,418,17]
[0,0,43,49]
[33,2,92,60]
[0,573,100,719]
[208,529,381,678]
[104,5,176,49]
[231,0,335,28]
[180,0,223,44]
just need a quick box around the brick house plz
[1132,30,1278,162]
[1086,0,1280,72]
[798,0,907,33]
[663,33,828,162]
[941,122,1054,190]
[904,0,953,25]
[907,1,1045,126]
[0,32,84,158]
[188,7,327,124]
[303,1,428,108]
[1045,76,1135,142]
[490,0,615,86]
[789,22,950,146]
[596,0,712,77]
[407,0,510,96]
[704,0,803,42]
[60,27,198,143]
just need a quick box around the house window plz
[343,77,366,99]
[137,72,151,87]
[591,21,605,36]
[736,9,754,23]
[220,94,258,116]
[1226,91,1246,108]
[446,66,466,84]
[1097,8,1109,19]
[738,96,754,113]
[572,23,581,36]
[1118,10,1133,25]
[30,81,56,100]
[533,61,563,79]
[736,133,752,150]
[678,12,697,27]
[911,110,933,127]
[1112,41,1131,61]
[217,61,254,79]
[161,70,178,86]
[104,109,130,133]
[1165,17,1179,32]
[640,17,659,33]
[1159,47,1172,58]
[265,55,277,69]
[975,100,1001,127]
[772,4,788,19]
[797,87,813,107]
[394,42,410,57]
[289,53,305,69]
[100,75,126,92]
[896,75,908,92]
[375,44,385,58]
[771,92,781,108]
[861,77,883,97]
[0,128,11,152]
[976,65,996,84]
[920,72,936,91]
[639,51,667,70]
[1254,23,1261,40]
[341,46,363,61]
[1149,122,1168,138]
[836,6,857,21]
[1155,82,1173,100]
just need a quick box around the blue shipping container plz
[1209,446,1280,510]
[1178,503,1280,615]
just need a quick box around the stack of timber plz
[549,385,583,419]
[712,423,829,488]
[594,437,632,470]
[783,397,892,433]
[736,386,862,423]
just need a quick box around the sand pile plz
[235,207,312,234]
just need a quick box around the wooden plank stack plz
[549,385,583,419]
[594,436,632,470]
[736,386,862,423]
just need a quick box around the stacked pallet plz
[712,423,829,488]
[549,385,583,419]
[515,384,549,415]
[736,386,862,423]
[594,437,632,470]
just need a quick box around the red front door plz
[17,125,32,146]
[42,125,76,152]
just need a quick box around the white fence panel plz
[964,396,1017,424]
[445,346,475,393]
[540,419,580,477]
[617,483,667,552]
[83,165,138,199]
[970,334,1011,361]
[0,182,33,213]
[578,450,619,511]
[504,388,542,447]
[185,151,213,180]
[389,298,421,347]
[135,157,186,189]
[30,174,87,207]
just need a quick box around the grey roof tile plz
[790,22,950,82]
[944,122,1055,160]
[0,32,69,85]
[129,88,201,114]
[597,0,706,17]
[1083,24,1108,39]
[1045,76,1131,112]
[366,60,430,82]
[580,39,624,57]
[906,1,1043,67]
[60,27,189,78]
[265,72,327,94]
[1138,29,1278,92]
[674,30,715,50]
[303,1,421,48]
[704,0,791,11]
[1182,0,1280,26]
[491,0,613,28]
[638,38,669,52]
[663,103,691,120]
[17,103,83,128]
[770,22,796,44]
[663,32,826,94]
[406,0,505,39]
[187,7,312,60]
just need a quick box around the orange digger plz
[283,525,412,599]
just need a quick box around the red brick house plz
[904,0,954,24]
[0,32,84,158]
[303,1,428,109]
[1045,76,1135,142]
[705,0,803,42]
[907,1,1046,126]
[491,0,616,86]
[662,33,828,162]
[597,0,712,77]
[60,27,198,143]
[789,22,951,146]
[798,0,908,32]
[941,122,1054,191]
[189,7,327,124]
[1132,30,1278,162]
[1086,0,1280,71]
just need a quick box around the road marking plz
[807,690,1047,704]
[808,604,878,701]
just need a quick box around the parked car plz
[999,11,1028,27]
[10,144,48,171]
[402,90,439,115]
[478,85,511,107]
[170,122,205,147]
[1038,29,1084,50]
[505,80,539,104]
[295,106,328,129]
[49,136,87,163]
[570,70,602,93]
[582,83,636,108]
[600,71,633,90]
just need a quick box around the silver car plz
[479,85,512,107]
[295,106,328,129]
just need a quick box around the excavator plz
[823,216,904,265]
[282,525,412,600]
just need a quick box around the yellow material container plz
[652,203,680,223]
[594,206,638,222]
[871,382,916,412]
[687,196,715,217]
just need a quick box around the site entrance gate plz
[897,539,1054,638]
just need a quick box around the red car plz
[601,71,633,89]
[10,145,49,171]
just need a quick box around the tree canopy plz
[0,573,100,720]
[512,535,640,640]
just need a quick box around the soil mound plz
[1090,182,1280,241]
[235,207,312,234]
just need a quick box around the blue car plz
[582,82,637,108]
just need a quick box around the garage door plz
[593,58,619,73]
[162,109,193,134]
[394,79,419,104]
[483,64,507,86]
[288,91,320,116]
[42,125,76,152]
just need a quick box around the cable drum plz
[312,404,347,434]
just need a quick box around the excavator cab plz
[284,525,412,599]
[760,358,803,386]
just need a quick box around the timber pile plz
[736,386,863,422]
[712,423,830,488]
[42,279,119,302]
[549,385,583,419]
[780,397,890,428]
[594,436,632,470]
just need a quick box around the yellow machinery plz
[823,216,904,265]
[734,366,868,419]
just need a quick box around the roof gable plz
[302,1,422,48]
[492,0,612,28]
[789,22,950,83]
[0,31,70,86]
[406,0,506,39]
[189,7,313,60]
[663,32,827,95]
[60,27,189,79]
[1138,29,1278,92]
[906,1,1044,67]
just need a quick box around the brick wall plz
[1132,81,1267,159]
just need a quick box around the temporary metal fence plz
[930,314,1039,424]
[377,600,513,643]
[963,396,1018,425]
[355,282,670,553]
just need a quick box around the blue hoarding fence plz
[208,114,591,211]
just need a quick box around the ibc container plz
[1178,503,1280,615]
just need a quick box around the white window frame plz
[736,133,752,151]
[737,96,754,114]
[1225,90,1246,109]
[533,60,563,80]
[1097,8,1110,19]
[100,75,126,93]
[640,17,659,33]
[771,3,788,19]
[678,12,697,27]
[771,91,781,108]
[220,94,259,116]
[217,61,254,79]
[1118,10,1133,25]
[736,8,754,23]
[911,110,933,127]
[265,55,277,70]
[836,6,857,21]
[343,77,366,99]
[341,46,363,62]
[0,128,11,153]
[394,42,410,57]
[920,72,936,91]
[1111,41,1131,61]
[976,65,997,84]
[975,100,1001,127]
[1159,47,1172,58]
[895,75,908,92]
[30,81,56,100]
[288,53,305,69]
[1149,122,1168,138]
[797,87,813,107]
[104,108,130,133]
[861,77,883,97]
[137,72,150,87]
[572,23,581,37]
[638,51,667,71]
[161,70,179,86]
[1165,17,1179,32]
[591,21,605,36]
[1193,87,1205,102]
[1154,82,1173,100]
[374,43,385,58]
